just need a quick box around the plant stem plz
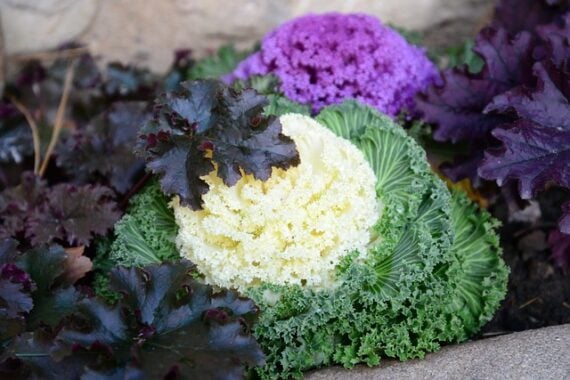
[8,96,42,174]
[39,59,77,177]
[120,172,152,209]
[9,46,89,62]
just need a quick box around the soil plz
[480,187,570,336]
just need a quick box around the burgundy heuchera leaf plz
[479,120,570,199]
[138,79,299,210]
[560,201,570,234]
[0,173,120,247]
[548,230,570,272]
[417,28,536,143]
[492,0,570,36]
[479,60,570,198]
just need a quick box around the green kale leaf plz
[109,180,179,267]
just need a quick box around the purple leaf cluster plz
[416,0,570,270]
[225,13,439,116]
[0,256,264,379]
[137,80,300,210]
[0,172,120,247]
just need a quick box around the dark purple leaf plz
[537,13,570,65]
[103,63,157,98]
[440,148,486,186]
[1,329,96,380]
[0,173,120,246]
[492,0,570,36]
[57,102,149,193]
[479,120,570,199]
[26,184,120,246]
[56,261,264,378]
[560,201,570,234]
[0,240,34,342]
[417,28,536,143]
[485,62,570,130]
[548,229,570,271]
[138,80,299,209]
[0,173,47,240]
[0,103,32,164]
[16,245,89,328]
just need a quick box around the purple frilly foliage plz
[225,13,439,116]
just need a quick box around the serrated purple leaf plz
[138,79,299,209]
[548,229,570,271]
[560,201,570,234]
[479,120,570,199]
[492,0,570,36]
[537,13,570,65]
[440,148,486,186]
[56,261,264,378]
[417,28,535,143]
[485,62,570,130]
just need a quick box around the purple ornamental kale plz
[225,13,439,116]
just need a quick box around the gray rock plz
[307,324,570,380]
[0,0,494,72]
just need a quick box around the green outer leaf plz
[263,95,311,117]
[247,102,507,379]
[188,45,251,80]
[109,180,179,267]
[440,190,509,341]
[233,74,281,95]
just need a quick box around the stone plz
[0,0,495,72]
[0,0,99,53]
[307,324,570,379]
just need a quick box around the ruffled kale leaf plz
[0,172,120,246]
[109,180,179,267]
[55,261,264,378]
[57,102,149,193]
[138,80,300,209]
[189,45,251,80]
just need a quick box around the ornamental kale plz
[225,13,439,116]
[137,80,300,210]
[109,97,508,378]
[416,0,570,269]
[109,180,179,267]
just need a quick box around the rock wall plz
[0,0,494,72]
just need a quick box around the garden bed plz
[0,0,568,379]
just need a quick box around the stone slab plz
[307,324,570,380]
